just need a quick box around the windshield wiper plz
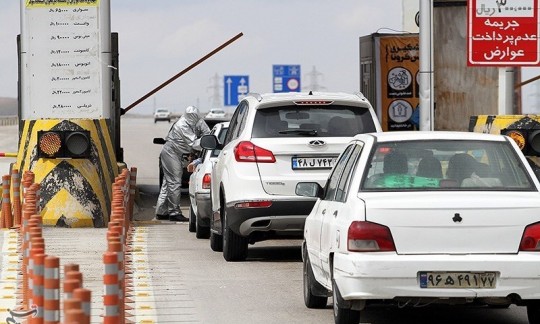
[278,129,318,136]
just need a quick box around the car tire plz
[332,279,360,324]
[303,249,328,309]
[527,301,540,324]
[210,231,223,252]
[188,206,196,232]
[195,213,210,239]
[222,208,248,262]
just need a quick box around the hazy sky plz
[0,1,406,115]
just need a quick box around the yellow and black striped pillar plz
[15,118,118,228]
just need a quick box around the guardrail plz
[0,116,18,126]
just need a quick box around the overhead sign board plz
[468,0,540,66]
[273,65,301,92]
[224,75,249,106]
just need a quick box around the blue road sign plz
[273,65,301,93]
[224,75,249,106]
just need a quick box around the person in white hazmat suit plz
[156,105,210,221]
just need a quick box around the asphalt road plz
[0,117,532,323]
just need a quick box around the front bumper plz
[332,252,540,302]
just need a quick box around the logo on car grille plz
[308,140,326,147]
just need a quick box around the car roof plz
[244,91,372,107]
[353,131,509,143]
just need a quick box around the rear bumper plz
[332,252,540,302]
[195,192,211,227]
[224,198,316,237]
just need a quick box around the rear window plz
[251,105,377,138]
[362,140,535,191]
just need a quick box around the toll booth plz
[16,0,119,227]
[469,115,540,166]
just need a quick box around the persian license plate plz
[419,272,497,289]
[292,156,337,170]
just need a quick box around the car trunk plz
[252,137,347,196]
[361,191,540,254]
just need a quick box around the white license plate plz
[419,272,496,289]
[292,156,337,170]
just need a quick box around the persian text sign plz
[468,0,539,66]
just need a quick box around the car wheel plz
[303,249,328,308]
[188,206,196,232]
[222,208,248,262]
[332,279,360,324]
[195,213,210,239]
[210,231,223,252]
[527,301,540,324]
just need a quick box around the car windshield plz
[251,105,377,138]
[362,140,535,191]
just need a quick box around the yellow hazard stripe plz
[0,229,19,322]
[130,227,158,323]
[15,119,118,227]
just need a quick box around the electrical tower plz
[207,73,223,108]
[304,66,326,91]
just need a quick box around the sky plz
[0,0,406,115]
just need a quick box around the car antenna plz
[308,91,313,95]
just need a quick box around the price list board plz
[21,0,111,119]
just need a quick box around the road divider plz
[0,166,139,323]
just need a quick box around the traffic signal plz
[37,130,91,159]
[501,128,540,157]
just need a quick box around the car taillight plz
[347,221,396,252]
[202,173,211,189]
[234,201,272,209]
[519,222,540,251]
[234,141,276,163]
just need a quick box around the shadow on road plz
[246,245,302,263]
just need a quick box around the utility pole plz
[304,66,325,91]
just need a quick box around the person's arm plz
[187,158,202,172]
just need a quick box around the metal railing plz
[0,116,18,126]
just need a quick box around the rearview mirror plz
[295,182,324,198]
[153,138,166,145]
[285,112,310,120]
[200,134,221,150]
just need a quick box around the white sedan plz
[188,122,229,238]
[297,131,540,324]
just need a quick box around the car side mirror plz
[200,134,221,150]
[153,138,166,145]
[295,182,324,199]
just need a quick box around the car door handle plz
[322,209,326,215]
[333,210,338,218]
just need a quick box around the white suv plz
[200,91,382,261]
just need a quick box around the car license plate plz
[419,272,496,289]
[292,156,337,170]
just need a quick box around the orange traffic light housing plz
[501,128,540,157]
